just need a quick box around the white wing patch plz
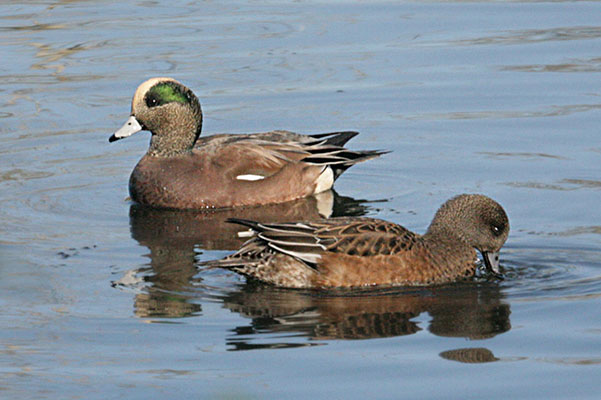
[237,229,256,238]
[236,174,265,181]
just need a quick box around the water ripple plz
[501,56,601,73]
[501,246,601,300]
[505,179,601,191]
[453,26,601,46]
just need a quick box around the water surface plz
[1,1,601,398]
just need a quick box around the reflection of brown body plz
[221,283,510,349]
[129,190,368,251]
[124,192,370,317]
[440,348,499,363]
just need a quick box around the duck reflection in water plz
[117,190,373,317]
[221,282,510,351]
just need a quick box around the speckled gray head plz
[427,193,510,277]
[109,77,203,156]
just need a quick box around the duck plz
[109,77,385,209]
[201,194,510,288]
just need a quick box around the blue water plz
[1,1,601,398]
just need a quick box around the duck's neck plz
[422,226,478,276]
[425,220,468,246]
[148,129,196,157]
[147,117,202,157]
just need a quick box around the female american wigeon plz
[202,194,510,288]
[109,77,385,209]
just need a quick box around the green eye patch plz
[145,82,190,108]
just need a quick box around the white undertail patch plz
[313,166,334,194]
[236,174,266,181]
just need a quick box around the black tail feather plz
[308,131,359,147]
[303,149,390,179]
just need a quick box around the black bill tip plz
[482,251,504,280]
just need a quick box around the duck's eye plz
[145,94,160,108]
[492,225,502,236]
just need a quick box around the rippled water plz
[1,1,601,398]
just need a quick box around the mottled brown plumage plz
[109,77,385,209]
[202,194,510,288]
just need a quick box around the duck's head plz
[427,194,510,278]
[109,77,203,157]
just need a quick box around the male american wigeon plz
[109,77,385,209]
[202,194,510,288]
